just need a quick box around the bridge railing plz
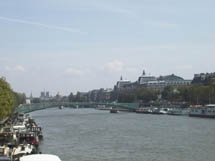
[16,102,139,113]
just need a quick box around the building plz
[115,76,131,90]
[138,70,157,85]
[144,74,191,91]
[88,88,113,102]
[25,99,31,104]
[117,70,191,92]
[40,92,45,98]
[158,74,191,87]
[192,72,215,85]
[46,92,49,98]
[146,80,166,91]
[116,76,131,89]
[40,90,51,101]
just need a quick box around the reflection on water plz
[31,108,215,161]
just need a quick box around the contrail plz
[0,16,85,34]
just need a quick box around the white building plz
[116,76,131,89]
[25,99,31,105]
[138,71,191,91]
[138,70,157,85]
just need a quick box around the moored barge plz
[189,104,215,118]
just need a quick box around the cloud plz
[65,67,85,76]
[104,60,138,73]
[105,60,124,72]
[4,66,11,71]
[15,65,25,71]
[149,21,178,28]
[5,65,25,71]
[0,16,85,34]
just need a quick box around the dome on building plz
[158,74,184,81]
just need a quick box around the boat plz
[18,133,39,147]
[136,107,151,114]
[189,104,215,118]
[167,108,188,116]
[20,154,62,161]
[0,145,10,157]
[0,132,17,145]
[13,122,26,132]
[110,109,119,113]
[12,144,34,159]
[58,106,64,110]
[17,113,25,121]
[96,105,112,110]
[0,156,11,161]
[151,107,163,114]
[159,108,169,114]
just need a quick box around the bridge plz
[15,102,139,113]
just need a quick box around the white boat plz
[17,113,25,120]
[0,145,10,157]
[13,122,26,132]
[20,154,62,161]
[59,106,64,109]
[189,104,215,118]
[167,108,188,116]
[96,105,112,110]
[136,107,151,114]
[12,144,34,158]
[151,107,163,114]
[159,108,169,114]
[110,109,119,113]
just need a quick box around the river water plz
[31,108,215,161]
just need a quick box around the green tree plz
[161,86,173,100]
[178,86,191,102]
[31,98,41,103]
[0,78,15,120]
[118,92,136,103]
[136,87,158,103]
[209,78,215,103]
[14,92,26,106]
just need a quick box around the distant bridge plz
[15,102,139,113]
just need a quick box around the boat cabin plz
[18,133,38,146]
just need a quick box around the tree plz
[0,78,15,120]
[161,86,174,101]
[118,92,136,103]
[209,78,215,103]
[14,92,26,106]
[136,87,158,103]
[31,98,41,103]
[178,86,190,102]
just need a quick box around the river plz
[30,108,215,161]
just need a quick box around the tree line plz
[0,78,26,120]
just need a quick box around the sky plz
[0,0,215,97]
